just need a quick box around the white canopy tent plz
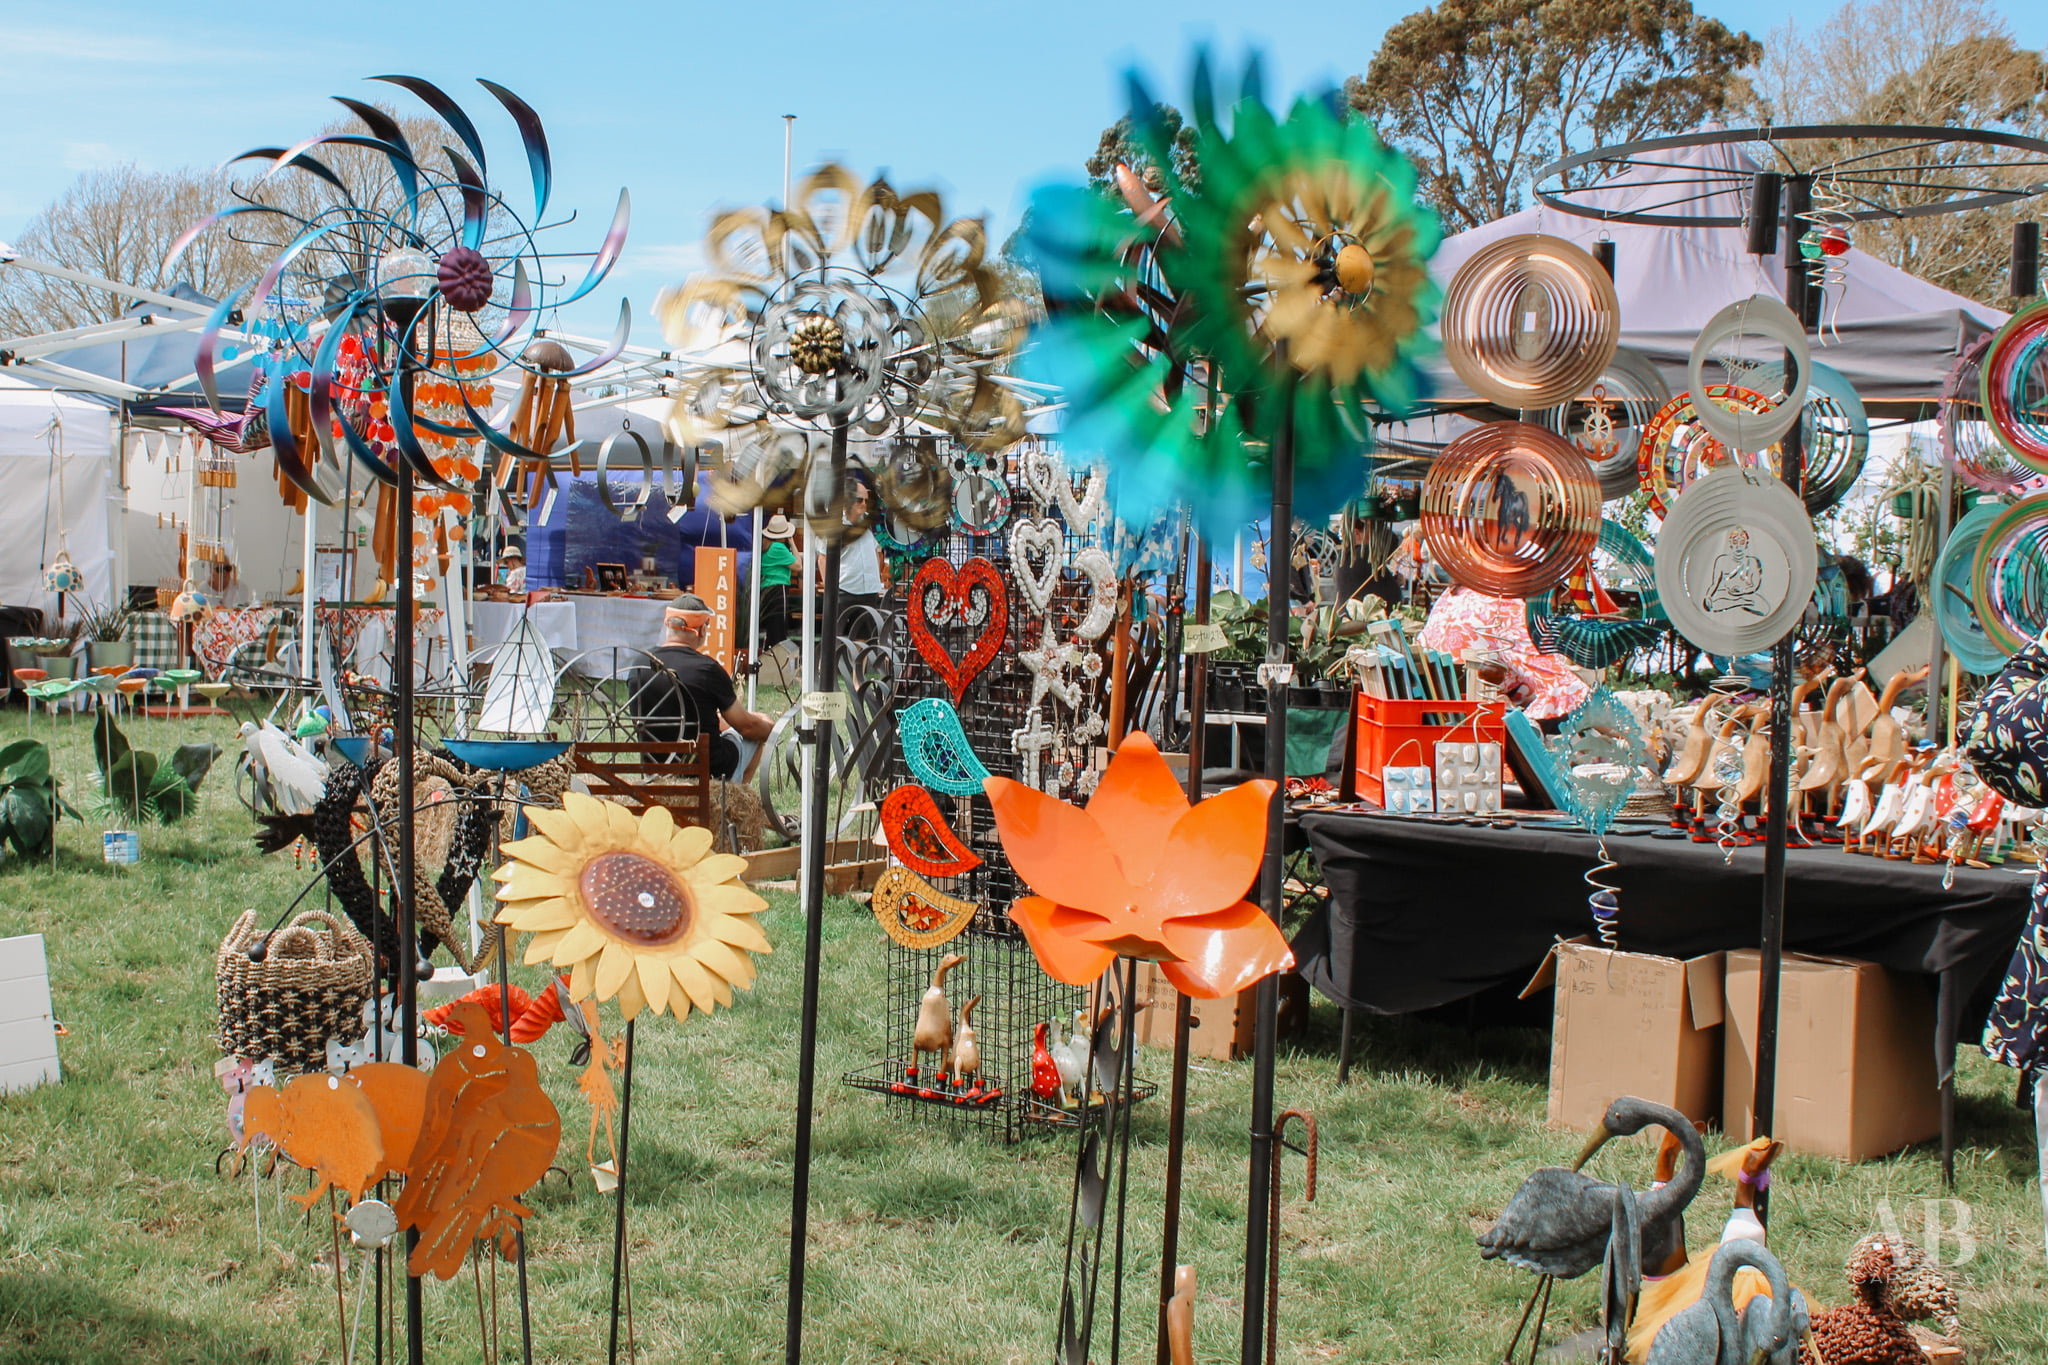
[0,376,117,620]
[1422,136,2009,407]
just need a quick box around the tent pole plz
[300,495,319,688]
[747,506,765,711]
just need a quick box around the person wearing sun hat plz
[500,538,527,594]
[758,514,797,648]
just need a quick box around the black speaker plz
[1746,172,1783,256]
[2014,221,2041,299]
[1592,239,1616,279]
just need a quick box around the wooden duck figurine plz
[951,994,982,1092]
[1165,1264,1196,1365]
[1663,701,1718,831]
[912,952,966,1087]
[1855,665,1930,778]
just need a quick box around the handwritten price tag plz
[1183,623,1229,654]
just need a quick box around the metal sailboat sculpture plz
[477,616,558,736]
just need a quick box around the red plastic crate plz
[1353,691,1507,806]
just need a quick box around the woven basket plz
[215,908,373,1075]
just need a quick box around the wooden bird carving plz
[951,994,983,1088]
[393,1001,561,1281]
[242,1072,385,1211]
[912,953,965,1081]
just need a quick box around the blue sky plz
[3,0,2043,342]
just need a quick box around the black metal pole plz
[392,351,424,1365]
[1753,175,1813,1224]
[1157,534,1208,1365]
[1241,391,1294,1365]
[607,1019,638,1365]
[785,420,848,1365]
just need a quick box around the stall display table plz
[471,595,671,679]
[190,605,449,684]
[1292,807,2033,1164]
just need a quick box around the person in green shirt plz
[758,514,797,647]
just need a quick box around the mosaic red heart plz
[881,784,983,878]
[908,556,1008,702]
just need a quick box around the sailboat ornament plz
[477,616,557,736]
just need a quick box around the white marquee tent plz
[0,376,117,621]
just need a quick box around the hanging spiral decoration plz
[1796,171,1855,341]
[1712,741,1748,863]
[1440,234,1621,410]
[1587,840,1621,946]
[1419,421,1602,597]
[1742,359,1869,513]
[1942,333,2036,495]
[1980,299,2048,475]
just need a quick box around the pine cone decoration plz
[1849,1233,1961,1340]
[1800,1240,1931,1365]
[436,246,495,313]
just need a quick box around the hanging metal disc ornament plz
[1419,421,1601,597]
[1686,296,1811,452]
[1744,359,1868,514]
[1934,500,2012,675]
[1539,346,1670,500]
[872,438,955,533]
[1440,234,1621,410]
[1943,333,2036,496]
[1970,492,2048,655]
[1980,299,2048,474]
[1653,464,1818,656]
[1638,385,1781,519]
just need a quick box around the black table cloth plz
[1292,808,2033,1085]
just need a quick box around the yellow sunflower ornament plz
[492,793,771,1022]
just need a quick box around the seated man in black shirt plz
[636,595,774,779]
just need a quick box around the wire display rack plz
[843,443,1149,1140]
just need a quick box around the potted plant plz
[75,599,135,672]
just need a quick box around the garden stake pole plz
[491,771,536,1365]
[1158,532,1209,1365]
[786,418,849,1365]
[608,1019,638,1365]
[391,350,424,1365]
[1242,378,1295,1365]
[1753,174,1812,1227]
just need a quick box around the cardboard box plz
[1130,962,1309,1062]
[0,933,61,1096]
[1722,949,1940,1161]
[1524,941,1724,1132]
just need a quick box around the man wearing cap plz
[638,594,774,779]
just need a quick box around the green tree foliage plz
[1343,0,1760,232]
[1085,104,1199,191]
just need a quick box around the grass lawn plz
[1,702,2044,1363]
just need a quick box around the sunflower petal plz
[494,862,570,904]
[522,928,567,966]
[568,955,595,1001]
[594,939,635,1000]
[499,896,579,931]
[685,852,748,887]
[635,802,675,856]
[502,834,579,876]
[523,803,584,853]
[697,884,769,919]
[635,954,672,1016]
[705,911,771,955]
[668,956,721,1013]
[614,968,648,1021]
[604,799,642,846]
[695,938,756,988]
[562,791,614,846]
[667,823,714,866]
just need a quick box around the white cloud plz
[60,141,123,171]
[619,242,705,277]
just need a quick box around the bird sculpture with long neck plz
[1645,1239,1809,1365]
[1479,1096,1707,1360]
[951,994,982,1092]
[911,953,965,1088]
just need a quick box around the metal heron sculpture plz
[1479,1096,1707,1362]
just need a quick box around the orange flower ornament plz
[983,731,1291,999]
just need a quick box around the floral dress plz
[1960,630,2048,1086]
[1418,588,1591,720]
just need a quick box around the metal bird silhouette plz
[393,1001,560,1280]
